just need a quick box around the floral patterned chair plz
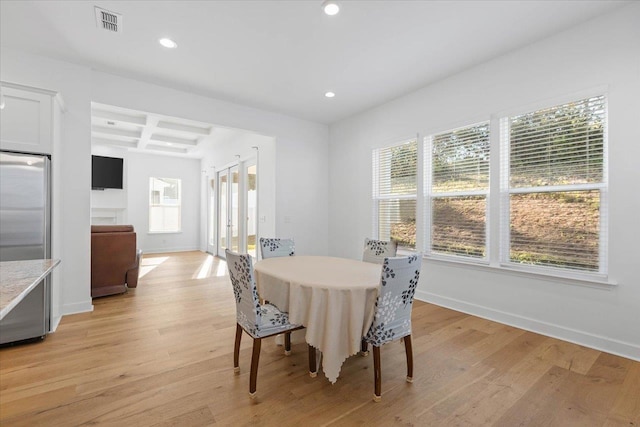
[362,254,422,402]
[225,249,304,398]
[259,237,295,259]
[362,238,397,264]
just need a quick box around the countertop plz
[0,259,60,321]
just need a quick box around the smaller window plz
[372,140,417,250]
[149,177,181,233]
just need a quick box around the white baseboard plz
[62,300,93,316]
[141,247,201,255]
[49,314,62,332]
[415,290,640,362]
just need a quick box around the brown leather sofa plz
[91,225,142,298]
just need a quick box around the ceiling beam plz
[146,144,188,154]
[91,137,138,148]
[149,134,199,146]
[157,120,210,135]
[92,110,146,126]
[92,125,142,139]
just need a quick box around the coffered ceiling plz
[91,103,214,157]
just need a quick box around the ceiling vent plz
[95,6,122,33]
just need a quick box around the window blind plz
[501,95,607,273]
[372,140,417,249]
[427,123,490,259]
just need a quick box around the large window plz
[372,94,607,280]
[149,177,181,233]
[372,139,417,249]
[426,123,490,259]
[501,95,606,273]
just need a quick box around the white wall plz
[1,49,329,317]
[328,4,640,359]
[127,152,201,253]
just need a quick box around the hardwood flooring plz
[0,251,638,426]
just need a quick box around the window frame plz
[424,121,491,263]
[372,138,418,251]
[391,90,612,286]
[498,95,609,279]
[149,176,182,234]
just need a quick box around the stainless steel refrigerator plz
[0,151,51,345]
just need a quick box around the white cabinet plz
[0,83,59,155]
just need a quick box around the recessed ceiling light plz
[159,38,177,49]
[325,91,336,98]
[322,1,340,16]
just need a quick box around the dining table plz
[253,255,382,383]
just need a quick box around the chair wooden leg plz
[373,345,381,402]
[308,345,317,378]
[404,334,414,383]
[249,338,262,398]
[233,323,242,373]
[284,332,292,356]
[360,338,369,356]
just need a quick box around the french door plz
[217,166,239,256]
[246,161,258,258]
[206,175,216,254]
[215,160,258,259]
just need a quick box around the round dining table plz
[254,256,382,383]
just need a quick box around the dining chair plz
[362,253,422,402]
[259,237,295,259]
[225,249,304,398]
[362,238,397,264]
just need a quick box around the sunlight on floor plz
[138,256,169,278]
[192,254,228,279]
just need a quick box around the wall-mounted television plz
[92,155,123,190]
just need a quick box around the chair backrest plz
[225,249,261,336]
[362,238,397,264]
[364,254,422,346]
[259,238,295,259]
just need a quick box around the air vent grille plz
[95,7,122,33]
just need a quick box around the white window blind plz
[372,139,417,249]
[426,123,490,259]
[149,177,182,233]
[501,95,607,273]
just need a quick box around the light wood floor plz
[1,251,638,426]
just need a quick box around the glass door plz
[207,176,216,254]
[217,170,228,256]
[246,162,258,258]
[216,162,257,258]
[229,166,240,252]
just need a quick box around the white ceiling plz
[0,1,629,124]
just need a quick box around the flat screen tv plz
[92,155,123,190]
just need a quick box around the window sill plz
[422,254,617,290]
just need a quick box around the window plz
[501,95,607,273]
[149,177,181,233]
[426,123,490,259]
[371,94,607,280]
[372,139,417,250]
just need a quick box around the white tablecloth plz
[254,256,382,383]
